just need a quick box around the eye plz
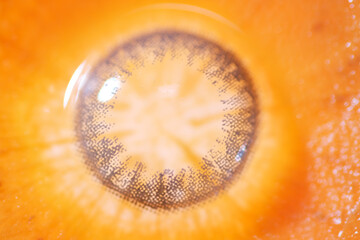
[72,29,258,210]
[1,1,358,239]
[59,3,299,221]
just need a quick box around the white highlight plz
[97,77,122,103]
[235,145,247,162]
[333,217,342,225]
[132,3,241,32]
[63,61,89,108]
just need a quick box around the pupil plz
[76,30,257,210]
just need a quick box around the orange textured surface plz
[1,0,360,239]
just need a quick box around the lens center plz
[104,52,224,172]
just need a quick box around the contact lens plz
[74,30,257,210]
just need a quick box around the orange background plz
[1,0,360,239]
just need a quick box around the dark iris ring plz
[76,30,258,210]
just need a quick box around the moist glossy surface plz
[1,0,360,239]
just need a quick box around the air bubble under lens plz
[75,30,257,210]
